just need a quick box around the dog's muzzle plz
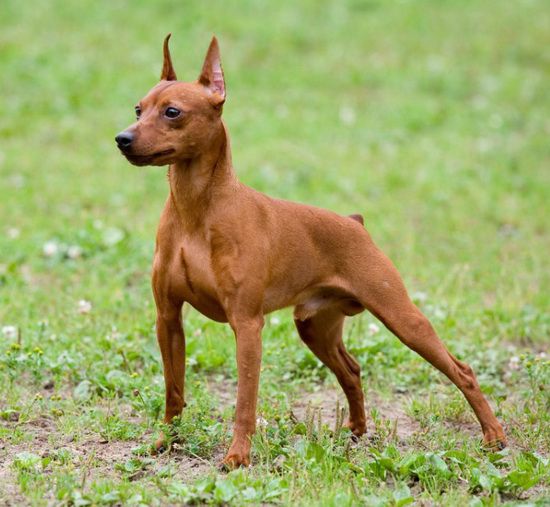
[115,131,134,151]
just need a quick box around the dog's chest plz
[168,237,227,322]
[177,238,212,293]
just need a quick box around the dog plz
[115,35,507,467]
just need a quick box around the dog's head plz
[115,35,226,166]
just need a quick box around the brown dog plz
[115,35,507,467]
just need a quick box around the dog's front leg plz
[223,315,264,468]
[153,298,186,452]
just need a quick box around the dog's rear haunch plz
[115,35,507,468]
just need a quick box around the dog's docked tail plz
[348,213,364,225]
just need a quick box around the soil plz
[0,377,524,504]
[291,388,423,442]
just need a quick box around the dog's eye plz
[165,107,181,119]
[135,106,141,119]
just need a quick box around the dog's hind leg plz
[352,247,507,449]
[294,306,366,437]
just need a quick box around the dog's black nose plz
[115,131,134,150]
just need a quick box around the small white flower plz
[256,416,268,428]
[412,291,428,304]
[2,325,18,339]
[537,352,547,360]
[433,307,447,320]
[103,227,124,246]
[193,328,202,337]
[508,356,520,371]
[67,245,82,259]
[77,300,92,314]
[43,241,59,257]
[368,323,380,336]
[339,105,356,126]
[270,316,281,326]
[7,228,20,239]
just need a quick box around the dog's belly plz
[293,293,364,321]
[264,278,365,321]
[185,294,228,323]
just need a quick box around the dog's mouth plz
[123,149,176,166]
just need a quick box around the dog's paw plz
[221,452,250,470]
[344,419,367,439]
[221,439,252,470]
[152,433,170,455]
[482,426,508,451]
[482,437,508,451]
[220,452,251,471]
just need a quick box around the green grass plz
[1,0,549,505]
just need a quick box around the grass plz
[1,0,549,504]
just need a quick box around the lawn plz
[1,0,549,505]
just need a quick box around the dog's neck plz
[167,121,236,229]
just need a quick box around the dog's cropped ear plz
[198,36,225,107]
[160,34,177,81]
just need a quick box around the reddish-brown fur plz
[115,35,507,468]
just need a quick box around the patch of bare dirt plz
[369,395,423,439]
[208,376,426,445]
[0,416,57,505]
[290,387,422,443]
[0,410,216,503]
[0,467,26,506]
